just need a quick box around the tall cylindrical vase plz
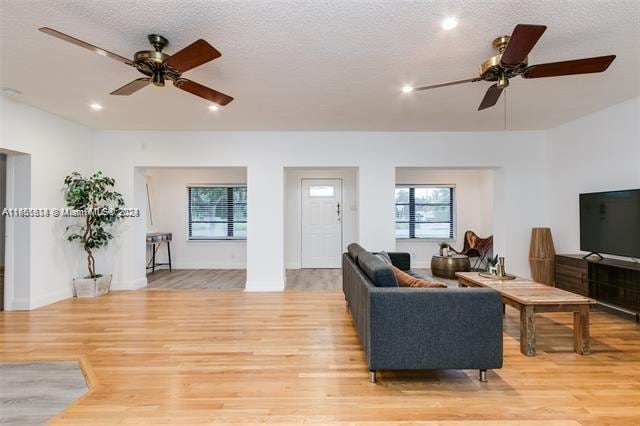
[529,227,556,286]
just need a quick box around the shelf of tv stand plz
[555,254,640,317]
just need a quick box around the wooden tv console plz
[555,254,640,320]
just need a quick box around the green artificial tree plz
[64,172,125,278]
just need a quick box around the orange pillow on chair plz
[391,266,447,288]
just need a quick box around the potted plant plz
[439,242,450,256]
[64,171,125,297]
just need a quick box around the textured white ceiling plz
[1,0,639,131]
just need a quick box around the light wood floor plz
[147,268,453,290]
[146,268,344,290]
[147,269,246,289]
[1,290,639,425]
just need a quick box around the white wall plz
[4,92,639,308]
[547,97,640,258]
[144,167,247,269]
[396,168,493,268]
[87,130,549,292]
[284,168,358,268]
[0,98,94,309]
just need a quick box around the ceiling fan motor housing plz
[132,34,181,85]
[479,35,528,82]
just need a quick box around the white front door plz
[301,179,343,268]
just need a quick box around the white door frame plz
[300,178,343,268]
[3,152,31,310]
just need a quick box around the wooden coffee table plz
[456,272,596,357]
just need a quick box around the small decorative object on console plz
[479,256,516,280]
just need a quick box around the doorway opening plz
[140,166,247,290]
[1,149,31,310]
[0,154,6,310]
[284,167,358,289]
[395,167,496,283]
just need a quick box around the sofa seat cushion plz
[392,266,447,288]
[358,252,398,287]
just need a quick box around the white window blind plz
[395,185,455,240]
[188,186,247,240]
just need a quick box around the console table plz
[555,254,640,320]
[146,232,172,273]
[457,272,596,357]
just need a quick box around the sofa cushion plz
[375,251,392,265]
[406,270,426,279]
[392,266,447,288]
[347,243,367,263]
[358,252,398,287]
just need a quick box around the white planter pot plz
[73,274,112,298]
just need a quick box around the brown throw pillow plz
[391,266,447,288]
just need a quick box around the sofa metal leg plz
[369,370,377,383]
[479,369,487,382]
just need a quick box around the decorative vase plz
[73,274,112,297]
[497,256,506,277]
[529,228,556,286]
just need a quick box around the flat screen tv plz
[579,189,640,258]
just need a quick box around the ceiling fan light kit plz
[38,27,233,106]
[410,24,616,111]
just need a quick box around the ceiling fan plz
[411,24,615,110]
[38,27,233,106]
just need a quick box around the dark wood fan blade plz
[478,84,503,110]
[39,27,133,65]
[500,24,547,66]
[110,78,151,95]
[173,78,233,105]
[523,55,616,79]
[165,39,221,73]
[414,78,481,91]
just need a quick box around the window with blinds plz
[188,186,247,240]
[395,185,455,240]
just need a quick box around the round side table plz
[431,254,471,279]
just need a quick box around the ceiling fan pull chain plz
[504,90,507,130]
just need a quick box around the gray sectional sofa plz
[342,243,503,383]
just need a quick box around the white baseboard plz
[286,262,301,269]
[33,288,74,309]
[244,279,285,292]
[170,262,247,270]
[7,297,31,311]
[111,277,147,291]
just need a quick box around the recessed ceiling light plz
[441,17,458,30]
[208,104,220,111]
[401,85,414,93]
[89,103,103,111]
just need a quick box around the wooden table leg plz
[520,306,536,356]
[573,305,591,355]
